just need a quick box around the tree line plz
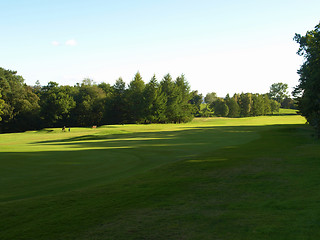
[196,91,282,118]
[0,67,292,133]
[294,21,320,137]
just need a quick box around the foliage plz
[126,72,146,123]
[72,79,106,126]
[251,94,265,116]
[204,92,218,104]
[0,67,40,132]
[239,93,253,117]
[143,75,166,123]
[282,97,296,109]
[189,90,203,117]
[268,82,289,104]
[0,91,4,121]
[40,82,76,127]
[199,103,214,117]
[159,74,194,123]
[263,94,271,115]
[294,22,320,136]
[0,67,287,131]
[270,99,281,113]
[173,74,194,123]
[211,98,229,117]
[226,95,240,117]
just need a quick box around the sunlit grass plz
[0,114,306,153]
[1,114,319,240]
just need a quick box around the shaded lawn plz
[1,116,320,239]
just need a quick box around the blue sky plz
[1,0,319,96]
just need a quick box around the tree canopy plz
[0,67,291,133]
[0,67,40,132]
[268,82,289,104]
[294,22,320,136]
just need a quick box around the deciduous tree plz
[294,22,320,136]
[0,67,40,132]
[72,79,106,126]
[269,82,289,104]
[40,82,75,127]
[0,91,4,121]
[204,92,218,105]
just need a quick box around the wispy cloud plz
[51,41,60,46]
[65,39,77,46]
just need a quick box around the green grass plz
[1,114,320,239]
[278,108,298,115]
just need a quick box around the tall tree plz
[270,99,281,114]
[212,98,229,117]
[251,94,265,116]
[143,75,166,123]
[190,90,203,117]
[126,72,145,123]
[226,95,240,118]
[282,97,295,109]
[0,91,4,121]
[294,22,320,136]
[72,79,106,126]
[160,73,178,123]
[263,94,272,115]
[108,77,127,124]
[269,82,289,104]
[174,74,194,123]
[239,93,253,117]
[98,82,114,124]
[0,67,40,132]
[40,82,75,127]
[204,92,218,105]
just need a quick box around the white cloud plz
[51,41,60,46]
[65,39,77,46]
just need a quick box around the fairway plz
[1,114,320,240]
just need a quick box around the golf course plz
[1,111,320,239]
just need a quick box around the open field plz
[1,113,320,239]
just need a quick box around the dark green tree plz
[126,72,145,123]
[40,82,75,127]
[0,67,40,132]
[190,90,203,117]
[263,94,272,115]
[108,77,127,124]
[174,74,194,123]
[72,79,106,126]
[269,82,289,104]
[294,22,320,136]
[212,98,229,117]
[239,93,252,117]
[98,82,114,124]
[282,97,296,109]
[270,99,281,114]
[204,92,218,105]
[226,95,240,117]
[251,94,265,116]
[160,73,178,123]
[0,91,4,121]
[143,75,166,123]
